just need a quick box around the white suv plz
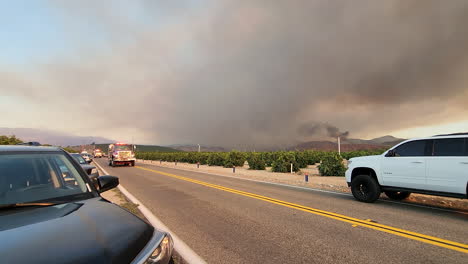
[345,134,468,203]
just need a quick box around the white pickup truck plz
[346,134,468,203]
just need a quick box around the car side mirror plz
[88,172,99,179]
[97,175,119,193]
[385,150,396,157]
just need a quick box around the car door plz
[381,139,429,190]
[425,137,468,194]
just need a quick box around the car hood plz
[349,155,381,163]
[0,197,158,264]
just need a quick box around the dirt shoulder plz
[138,159,468,212]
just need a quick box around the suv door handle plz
[460,162,468,164]
[411,161,423,164]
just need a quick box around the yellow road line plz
[135,166,468,253]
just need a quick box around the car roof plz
[427,134,467,140]
[395,134,468,145]
[0,145,63,152]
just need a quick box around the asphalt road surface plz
[94,159,468,263]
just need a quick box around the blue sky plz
[0,0,204,66]
[0,1,70,65]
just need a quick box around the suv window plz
[0,153,91,205]
[433,138,466,156]
[394,140,427,157]
[466,138,468,155]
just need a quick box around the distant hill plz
[0,127,113,146]
[291,135,405,151]
[93,143,180,153]
[291,141,387,151]
[344,135,405,146]
[369,135,405,145]
[166,144,228,152]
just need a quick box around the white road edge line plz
[94,161,207,264]
[138,160,468,215]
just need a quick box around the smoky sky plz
[1,0,468,147]
[298,123,349,139]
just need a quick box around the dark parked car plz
[69,153,99,180]
[81,153,93,163]
[0,146,173,264]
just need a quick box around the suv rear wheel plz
[351,175,381,203]
[384,191,411,200]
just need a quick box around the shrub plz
[302,150,323,165]
[198,152,209,165]
[207,152,227,166]
[271,151,300,173]
[247,153,266,170]
[318,152,346,176]
[294,151,309,168]
[224,150,246,168]
[341,149,387,160]
[260,152,273,167]
[0,135,23,145]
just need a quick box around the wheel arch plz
[351,167,380,185]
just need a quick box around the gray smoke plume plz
[1,0,468,147]
[298,123,349,139]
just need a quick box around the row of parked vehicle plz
[0,144,174,264]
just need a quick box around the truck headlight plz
[145,235,173,264]
[91,168,98,175]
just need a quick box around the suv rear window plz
[0,153,91,205]
[433,138,466,156]
[394,140,427,157]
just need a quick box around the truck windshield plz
[0,153,92,205]
[114,145,132,151]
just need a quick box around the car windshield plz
[0,153,91,205]
[71,154,87,164]
[114,145,132,151]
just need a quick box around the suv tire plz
[384,191,411,200]
[351,175,381,203]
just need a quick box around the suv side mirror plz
[97,175,119,193]
[385,150,396,157]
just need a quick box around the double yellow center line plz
[136,166,468,253]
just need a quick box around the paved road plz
[94,159,468,263]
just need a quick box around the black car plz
[69,153,99,180]
[0,146,173,264]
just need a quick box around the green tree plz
[224,150,246,168]
[318,152,346,176]
[0,135,23,145]
[207,152,227,166]
[271,151,300,173]
[246,152,266,170]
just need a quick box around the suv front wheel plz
[351,175,381,203]
[384,191,411,200]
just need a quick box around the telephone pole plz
[338,137,341,155]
